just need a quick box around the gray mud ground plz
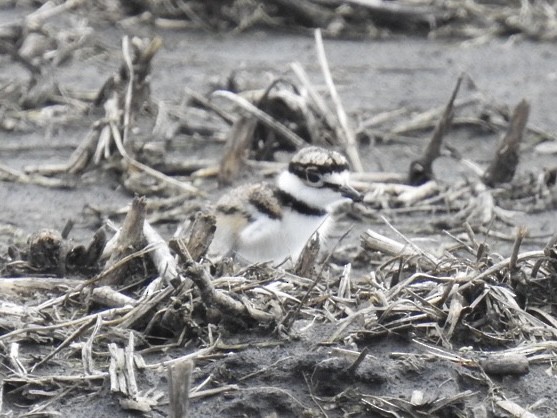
[2,4,557,418]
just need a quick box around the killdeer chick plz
[209,146,362,265]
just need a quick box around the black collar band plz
[274,189,326,217]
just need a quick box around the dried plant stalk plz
[483,99,529,186]
[408,75,462,185]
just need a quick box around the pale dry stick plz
[94,120,112,164]
[391,95,481,135]
[82,315,103,375]
[380,204,448,216]
[212,90,306,149]
[101,196,145,287]
[509,226,528,273]
[376,312,432,336]
[351,171,407,184]
[195,261,275,323]
[361,229,439,269]
[218,116,256,186]
[25,0,85,25]
[381,215,440,267]
[360,396,404,416]
[152,100,172,138]
[361,182,419,199]
[455,157,485,178]
[9,343,26,376]
[282,228,352,332]
[170,238,276,323]
[294,233,320,278]
[442,230,476,257]
[191,164,219,178]
[121,36,134,145]
[467,99,538,146]
[185,211,216,262]
[184,86,234,124]
[88,243,160,292]
[359,107,409,129]
[345,0,441,18]
[346,346,370,374]
[326,305,379,343]
[125,332,138,398]
[108,120,201,195]
[167,358,193,418]
[90,286,137,308]
[302,372,329,418]
[108,343,126,393]
[154,18,194,30]
[403,286,447,318]
[171,1,213,31]
[496,400,539,418]
[25,127,101,175]
[390,350,458,364]
[483,341,557,359]
[0,277,82,296]
[113,285,174,329]
[30,316,97,372]
[240,86,318,141]
[143,346,214,370]
[0,307,131,343]
[21,385,76,417]
[443,292,464,341]
[479,225,542,242]
[3,373,108,392]
[35,292,78,312]
[461,250,543,291]
[0,143,77,153]
[190,375,212,394]
[251,283,301,305]
[103,214,143,259]
[450,115,501,132]
[487,287,556,339]
[314,29,363,172]
[290,62,338,132]
[0,163,70,188]
[411,339,473,365]
[337,263,352,300]
[189,385,239,399]
[331,347,371,361]
[51,28,92,68]
[0,302,41,331]
[528,307,557,329]
[396,180,439,206]
[0,38,40,75]
[143,221,180,289]
[237,356,293,383]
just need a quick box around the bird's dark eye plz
[305,167,322,185]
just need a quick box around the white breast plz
[235,210,332,265]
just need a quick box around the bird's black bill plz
[339,184,363,202]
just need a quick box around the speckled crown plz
[288,146,350,175]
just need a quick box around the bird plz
[208,146,362,265]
